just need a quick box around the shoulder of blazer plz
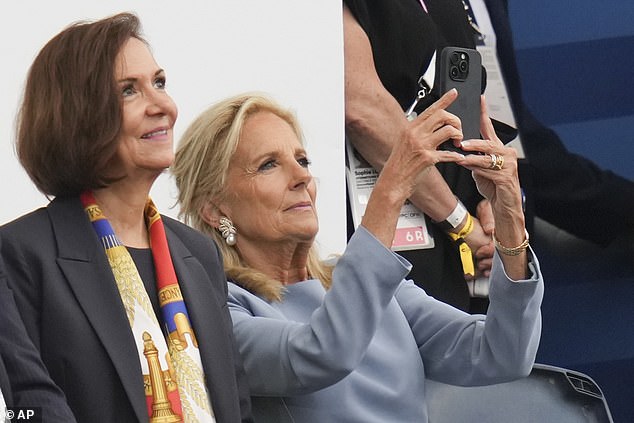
[162,216,222,265]
[0,205,49,242]
[162,215,211,245]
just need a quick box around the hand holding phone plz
[436,47,482,152]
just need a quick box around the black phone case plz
[437,47,482,142]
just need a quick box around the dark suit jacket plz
[486,0,634,244]
[0,196,253,422]
[0,240,76,422]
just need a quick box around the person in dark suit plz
[0,242,77,422]
[483,0,634,245]
[343,0,634,313]
[0,12,252,422]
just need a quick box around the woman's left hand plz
[456,96,522,215]
[458,96,528,280]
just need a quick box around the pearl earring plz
[218,217,237,246]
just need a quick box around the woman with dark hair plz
[1,12,252,422]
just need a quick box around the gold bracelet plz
[494,229,530,256]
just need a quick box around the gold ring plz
[489,154,497,169]
[493,154,504,170]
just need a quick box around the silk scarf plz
[81,191,215,423]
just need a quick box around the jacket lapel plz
[165,224,237,421]
[48,197,147,422]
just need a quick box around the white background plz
[0,1,346,257]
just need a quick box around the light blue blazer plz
[228,226,544,423]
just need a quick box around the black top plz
[345,0,484,311]
[128,246,161,320]
[346,0,475,110]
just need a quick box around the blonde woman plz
[173,92,543,422]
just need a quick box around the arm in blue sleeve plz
[396,248,543,386]
[228,226,411,396]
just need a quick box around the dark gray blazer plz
[0,239,76,422]
[0,196,252,422]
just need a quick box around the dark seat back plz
[426,363,613,422]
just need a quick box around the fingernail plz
[461,140,471,147]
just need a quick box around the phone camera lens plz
[450,66,460,78]
[450,52,461,65]
[459,60,469,73]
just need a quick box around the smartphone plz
[436,47,482,151]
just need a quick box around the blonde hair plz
[173,92,333,301]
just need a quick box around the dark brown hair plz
[16,12,145,197]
